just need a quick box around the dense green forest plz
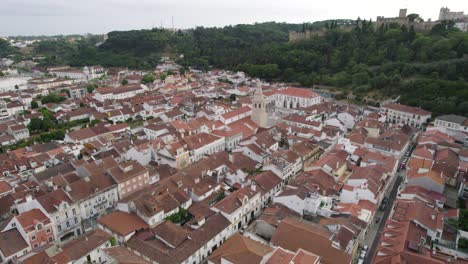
[6,20,468,115]
[0,39,18,58]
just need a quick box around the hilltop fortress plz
[375,8,437,33]
[376,7,468,33]
[290,7,468,42]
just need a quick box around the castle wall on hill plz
[289,25,354,42]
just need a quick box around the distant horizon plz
[1,0,466,36]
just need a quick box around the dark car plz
[379,197,388,210]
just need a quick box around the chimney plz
[25,194,33,202]
[431,213,436,221]
[229,152,234,163]
[251,182,257,192]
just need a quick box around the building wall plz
[273,195,304,215]
[381,106,431,128]
[125,147,152,166]
[190,137,225,163]
[79,186,118,232]
[274,94,321,109]
[118,171,150,199]
[51,203,82,243]
[26,222,55,248]
[340,187,377,204]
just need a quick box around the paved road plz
[363,174,403,263]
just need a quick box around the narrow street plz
[363,173,403,263]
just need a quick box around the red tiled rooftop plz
[98,211,148,236]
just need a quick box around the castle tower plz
[439,7,449,21]
[251,87,268,128]
[399,9,407,18]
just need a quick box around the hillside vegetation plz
[13,20,468,116]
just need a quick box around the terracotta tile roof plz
[419,130,455,144]
[132,187,190,218]
[334,201,377,223]
[257,203,301,228]
[107,160,148,183]
[264,248,295,264]
[271,217,351,264]
[68,173,116,201]
[283,114,321,128]
[36,189,73,214]
[0,228,29,258]
[98,211,148,236]
[276,87,320,98]
[276,185,309,200]
[356,118,384,130]
[290,141,319,156]
[230,152,257,171]
[253,170,282,193]
[311,153,347,172]
[214,186,260,214]
[399,185,445,204]
[392,200,443,231]
[365,129,410,152]
[34,162,76,182]
[126,213,230,264]
[372,220,444,264]
[434,148,459,166]
[361,150,398,173]
[152,221,189,248]
[187,202,216,223]
[412,144,436,160]
[290,249,321,264]
[16,208,50,231]
[0,180,12,194]
[347,165,387,196]
[103,246,151,264]
[56,228,112,261]
[182,132,222,150]
[221,106,251,120]
[294,169,342,196]
[227,117,259,139]
[335,225,356,250]
[406,168,445,186]
[208,233,273,264]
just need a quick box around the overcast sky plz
[1,0,466,36]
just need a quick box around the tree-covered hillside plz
[0,39,18,58]
[11,20,468,116]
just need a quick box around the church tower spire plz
[251,86,268,127]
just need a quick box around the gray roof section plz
[436,115,466,124]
